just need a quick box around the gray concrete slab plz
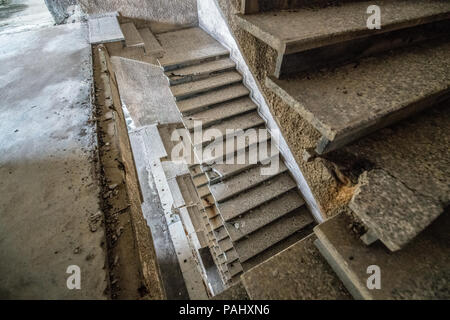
[241,234,351,300]
[0,23,107,299]
[267,39,450,154]
[120,22,144,48]
[0,0,53,35]
[111,57,181,127]
[314,212,450,300]
[236,0,450,53]
[157,27,229,70]
[88,14,124,44]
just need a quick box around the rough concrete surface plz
[0,0,53,34]
[78,0,198,33]
[0,22,107,299]
[315,213,450,300]
[241,234,351,300]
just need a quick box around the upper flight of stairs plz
[236,0,450,155]
[157,27,316,286]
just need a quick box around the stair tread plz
[121,22,145,48]
[204,140,275,183]
[225,190,306,242]
[241,233,351,300]
[210,160,288,203]
[190,111,265,148]
[236,0,450,54]
[218,237,234,252]
[267,39,450,154]
[178,84,250,115]
[314,212,450,300]
[138,28,164,57]
[166,58,236,85]
[218,172,297,221]
[234,206,314,262]
[183,97,257,131]
[88,14,124,44]
[171,71,243,100]
[201,129,271,165]
[157,27,229,70]
[213,281,249,300]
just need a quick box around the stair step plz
[224,248,239,264]
[218,237,234,252]
[88,13,124,44]
[192,174,208,188]
[166,58,236,85]
[212,281,249,300]
[204,141,274,184]
[210,161,288,203]
[171,71,243,101]
[314,212,450,300]
[190,111,265,148]
[197,185,210,198]
[157,27,229,71]
[120,22,145,48]
[214,226,229,241]
[236,0,450,77]
[183,97,257,131]
[178,84,250,116]
[225,190,307,242]
[209,215,223,231]
[241,234,351,300]
[227,260,244,277]
[240,0,358,14]
[267,39,450,154]
[234,206,314,262]
[218,172,297,222]
[241,224,314,272]
[201,129,271,165]
[138,28,164,58]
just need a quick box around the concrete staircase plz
[88,6,449,299]
[211,0,450,299]
[157,27,316,286]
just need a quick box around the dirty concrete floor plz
[0,0,54,34]
[0,9,107,298]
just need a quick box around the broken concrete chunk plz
[350,169,443,251]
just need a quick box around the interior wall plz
[78,0,198,33]
[197,0,323,222]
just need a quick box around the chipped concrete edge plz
[197,0,324,223]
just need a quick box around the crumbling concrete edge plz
[197,0,323,222]
[96,45,166,299]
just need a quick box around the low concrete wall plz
[78,0,198,33]
[197,0,323,222]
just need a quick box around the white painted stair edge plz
[197,0,323,223]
